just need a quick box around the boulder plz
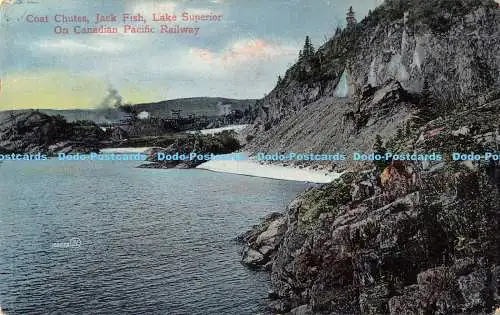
[287,304,313,315]
[242,248,265,268]
[239,213,288,270]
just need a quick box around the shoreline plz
[185,124,249,135]
[100,147,152,154]
[196,153,342,183]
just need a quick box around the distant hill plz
[0,97,257,123]
[133,97,256,118]
[0,108,127,124]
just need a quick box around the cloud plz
[224,39,296,64]
[61,37,299,101]
[35,39,125,54]
[189,39,297,69]
[190,48,215,64]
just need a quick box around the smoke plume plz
[100,85,123,109]
[216,102,232,116]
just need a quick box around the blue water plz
[0,159,309,314]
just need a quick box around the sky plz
[0,0,380,110]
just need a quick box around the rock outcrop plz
[138,130,241,169]
[0,111,107,155]
[238,212,288,270]
[241,101,500,314]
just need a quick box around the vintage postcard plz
[0,0,499,314]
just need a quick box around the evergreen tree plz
[304,36,311,56]
[297,66,305,81]
[302,36,314,59]
[307,37,315,56]
[373,134,389,172]
[395,127,404,140]
[418,78,437,123]
[405,121,413,137]
[346,6,357,28]
[277,75,283,86]
[422,78,431,102]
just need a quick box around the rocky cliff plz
[0,111,107,155]
[239,1,500,314]
[241,100,499,314]
[245,0,500,172]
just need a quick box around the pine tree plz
[277,75,283,86]
[373,134,389,172]
[307,37,315,56]
[346,6,357,28]
[303,36,310,58]
[422,78,431,102]
[418,78,436,123]
[396,127,404,140]
[405,121,412,137]
[304,36,310,55]
[302,36,314,59]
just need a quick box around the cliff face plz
[241,100,500,314]
[246,0,500,168]
[349,0,499,102]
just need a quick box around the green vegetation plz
[276,75,283,87]
[214,130,240,152]
[415,78,439,125]
[362,0,495,33]
[386,124,412,154]
[298,180,351,231]
[373,134,390,171]
[297,35,315,64]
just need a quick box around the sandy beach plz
[197,153,341,183]
[186,124,249,135]
[100,147,152,154]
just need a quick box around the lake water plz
[0,159,310,314]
